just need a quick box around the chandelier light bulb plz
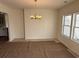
[30,0,42,20]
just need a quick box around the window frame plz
[62,14,73,38]
[62,12,79,43]
[72,13,79,40]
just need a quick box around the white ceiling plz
[0,0,75,9]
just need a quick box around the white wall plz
[58,0,79,56]
[24,9,58,40]
[0,2,24,41]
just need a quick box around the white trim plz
[67,48,79,58]
[26,39,55,42]
[10,38,58,42]
[10,38,25,42]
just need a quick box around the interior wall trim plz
[67,48,79,58]
[26,38,57,42]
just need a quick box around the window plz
[62,12,79,41]
[62,15,72,37]
[73,13,79,40]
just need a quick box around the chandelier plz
[30,0,42,20]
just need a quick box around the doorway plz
[0,12,9,42]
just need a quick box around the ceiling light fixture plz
[30,0,42,20]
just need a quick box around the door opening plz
[0,12,9,42]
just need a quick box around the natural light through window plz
[62,12,79,42]
[74,13,79,40]
[62,15,72,37]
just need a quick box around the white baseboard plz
[10,38,25,42]
[53,39,60,43]
[10,38,57,42]
[10,38,59,42]
[57,40,79,58]
[25,39,56,42]
[67,48,79,58]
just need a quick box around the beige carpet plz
[0,41,75,58]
